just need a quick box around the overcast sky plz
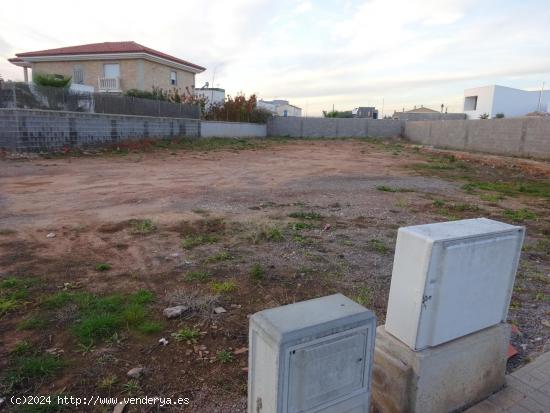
[1,0,549,116]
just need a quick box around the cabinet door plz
[287,330,368,413]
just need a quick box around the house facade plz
[258,99,302,117]
[8,41,205,95]
[464,85,550,119]
[352,106,378,119]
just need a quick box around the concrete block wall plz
[0,108,199,152]
[267,117,404,138]
[200,121,266,138]
[404,118,550,159]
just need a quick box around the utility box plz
[248,294,376,413]
[385,218,524,351]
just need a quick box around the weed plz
[288,211,322,220]
[376,185,412,193]
[432,199,445,208]
[369,239,389,254]
[192,208,209,215]
[292,234,311,244]
[206,250,233,262]
[266,226,283,241]
[95,263,112,271]
[98,375,118,390]
[130,219,156,234]
[185,270,211,283]
[0,297,18,317]
[250,263,265,280]
[216,349,234,363]
[395,198,408,208]
[122,380,140,394]
[0,228,17,236]
[354,286,373,307]
[42,291,73,309]
[13,340,33,355]
[461,181,550,199]
[210,280,237,294]
[172,326,201,343]
[535,293,549,302]
[480,193,504,202]
[291,222,313,231]
[181,234,218,249]
[503,209,537,222]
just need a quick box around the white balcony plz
[98,77,121,93]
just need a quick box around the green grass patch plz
[461,181,550,199]
[503,208,537,222]
[95,263,112,271]
[4,353,64,390]
[210,280,237,294]
[266,226,283,241]
[172,326,201,343]
[288,211,323,220]
[354,286,373,307]
[376,185,412,193]
[18,315,48,331]
[290,221,313,231]
[0,276,38,317]
[216,349,234,363]
[0,228,17,236]
[181,234,218,249]
[205,250,233,262]
[250,263,265,280]
[40,290,159,345]
[369,239,389,254]
[130,219,156,234]
[185,270,211,283]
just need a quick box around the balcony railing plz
[98,77,121,92]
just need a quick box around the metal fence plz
[0,82,200,119]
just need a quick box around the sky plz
[1,0,549,116]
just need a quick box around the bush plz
[33,73,71,88]
[495,113,505,118]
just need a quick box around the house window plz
[170,71,177,86]
[103,63,120,78]
[73,65,84,84]
[464,96,478,111]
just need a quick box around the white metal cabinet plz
[385,218,524,350]
[248,294,376,413]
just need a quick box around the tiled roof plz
[14,41,205,71]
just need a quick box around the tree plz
[323,110,353,118]
[479,113,489,119]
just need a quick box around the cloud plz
[1,0,549,115]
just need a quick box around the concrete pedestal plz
[372,323,510,413]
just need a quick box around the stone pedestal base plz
[372,323,510,413]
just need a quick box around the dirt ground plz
[0,138,549,412]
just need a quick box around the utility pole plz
[537,81,545,112]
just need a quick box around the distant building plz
[258,99,302,117]
[393,105,466,121]
[194,87,225,108]
[464,85,550,119]
[352,106,378,119]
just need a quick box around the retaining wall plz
[200,121,266,138]
[0,108,199,152]
[267,117,404,138]
[404,118,550,159]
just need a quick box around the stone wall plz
[267,117,404,138]
[393,112,467,121]
[404,118,550,159]
[0,108,199,152]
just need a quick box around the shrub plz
[33,73,71,88]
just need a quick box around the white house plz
[258,99,302,117]
[463,85,550,119]
[194,87,225,109]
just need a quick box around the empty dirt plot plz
[1,138,549,412]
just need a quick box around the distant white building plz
[194,87,225,109]
[258,99,302,117]
[464,85,550,119]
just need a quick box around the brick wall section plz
[267,117,405,138]
[404,118,550,160]
[0,108,199,152]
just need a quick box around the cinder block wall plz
[267,117,404,138]
[0,108,199,152]
[200,121,266,138]
[404,118,550,159]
